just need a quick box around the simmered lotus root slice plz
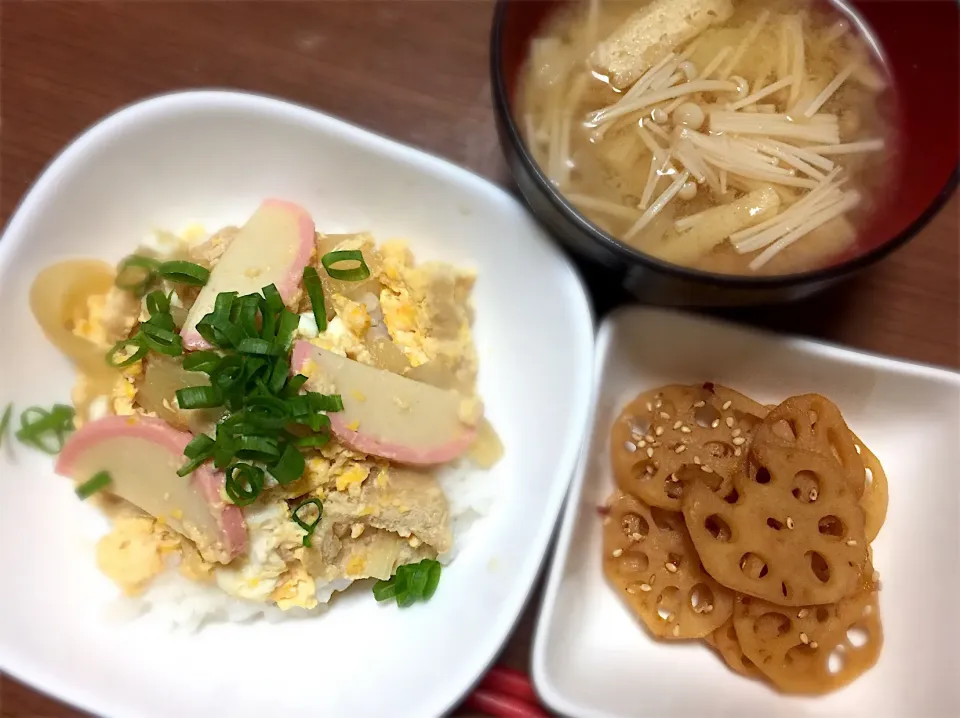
[851,433,889,543]
[683,440,868,605]
[709,617,764,679]
[756,395,863,498]
[733,572,882,694]
[603,492,733,639]
[611,383,770,511]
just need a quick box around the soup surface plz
[519,0,899,276]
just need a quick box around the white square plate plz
[533,306,960,718]
[0,91,595,718]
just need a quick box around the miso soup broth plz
[518,0,899,276]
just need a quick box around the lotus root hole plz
[806,551,831,583]
[618,550,650,576]
[827,428,846,467]
[689,583,715,614]
[656,586,681,621]
[771,418,797,441]
[754,611,791,639]
[864,466,874,487]
[828,646,846,674]
[785,643,818,666]
[723,488,740,504]
[816,607,830,623]
[847,625,870,648]
[755,466,772,485]
[695,403,721,429]
[667,552,684,570]
[767,517,783,531]
[650,506,681,532]
[704,440,735,460]
[726,624,737,641]
[818,515,845,539]
[792,471,821,503]
[621,513,650,541]
[740,552,769,580]
[664,476,684,500]
[631,459,659,482]
[734,410,762,434]
[704,514,733,542]
[781,581,790,599]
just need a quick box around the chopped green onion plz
[182,351,222,373]
[263,284,284,314]
[0,403,12,448]
[283,374,308,397]
[292,498,323,547]
[294,434,329,449]
[175,386,222,410]
[106,337,148,368]
[224,463,264,506]
[213,291,239,319]
[275,309,300,352]
[372,559,442,606]
[307,392,344,413]
[269,442,306,485]
[184,433,216,458]
[321,250,371,282]
[157,260,210,286]
[268,357,289,395]
[140,323,183,356]
[234,435,280,458]
[16,404,75,454]
[145,290,171,316]
[303,267,327,332]
[75,470,111,500]
[115,255,160,295]
[234,295,261,338]
[210,356,245,394]
[237,337,275,356]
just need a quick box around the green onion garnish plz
[269,442,306,485]
[15,404,75,454]
[0,403,13,448]
[372,559,442,607]
[291,498,323,547]
[175,386,222,410]
[75,470,112,500]
[275,309,300,352]
[224,463,264,507]
[157,260,210,286]
[321,250,371,282]
[263,284,284,314]
[115,255,161,295]
[106,337,149,368]
[303,267,327,332]
[182,351,222,373]
[236,337,275,356]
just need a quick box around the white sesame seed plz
[675,445,687,454]
[646,447,655,458]
[711,419,720,428]
[800,632,809,644]
[649,575,657,585]
[625,441,637,453]
[630,533,643,541]
[722,401,732,410]
[810,641,819,649]
[645,464,656,475]
[786,517,795,529]
[639,583,652,592]
[693,456,701,465]
[734,448,742,457]
[731,428,742,438]
[797,609,809,619]
[626,587,637,594]
[680,426,692,434]
[646,402,654,413]
[659,412,670,420]
[672,625,681,637]
[638,440,647,448]
[655,426,665,436]
[701,465,714,473]
[645,434,656,443]
[732,437,746,446]
[669,473,680,482]
[846,539,857,547]
[612,549,623,558]
[725,417,735,428]
[655,399,663,409]
[694,401,706,408]
[673,420,683,430]
[665,562,678,573]
[703,604,714,614]
[809,488,819,501]
[855,444,862,454]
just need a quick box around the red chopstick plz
[464,666,548,718]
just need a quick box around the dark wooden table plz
[1,2,957,716]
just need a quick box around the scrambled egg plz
[96,512,180,596]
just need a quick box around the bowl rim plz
[489,0,960,289]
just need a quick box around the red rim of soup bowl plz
[491,0,959,289]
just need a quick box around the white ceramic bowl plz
[533,307,960,718]
[0,91,594,718]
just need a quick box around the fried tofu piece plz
[591,0,733,89]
